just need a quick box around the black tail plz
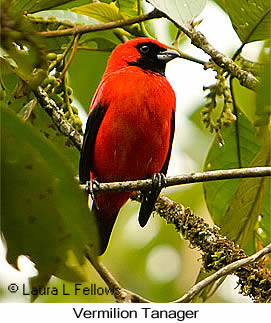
[138,188,161,227]
[94,205,118,255]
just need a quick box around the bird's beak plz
[157,49,181,63]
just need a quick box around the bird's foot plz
[86,179,100,210]
[151,173,167,192]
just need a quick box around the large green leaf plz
[214,0,270,43]
[147,0,207,26]
[219,132,270,248]
[204,114,261,227]
[203,114,271,250]
[1,108,99,300]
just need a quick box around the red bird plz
[79,38,179,254]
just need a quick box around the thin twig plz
[168,45,207,66]
[81,167,271,193]
[86,253,122,291]
[175,243,271,303]
[60,34,81,79]
[85,251,150,303]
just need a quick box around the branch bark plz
[81,167,271,193]
[39,10,162,37]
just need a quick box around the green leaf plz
[204,114,261,227]
[1,108,99,301]
[147,0,207,25]
[219,132,270,248]
[118,0,138,17]
[71,2,124,23]
[214,0,271,43]
[12,0,74,13]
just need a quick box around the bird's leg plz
[151,173,167,192]
[86,179,100,210]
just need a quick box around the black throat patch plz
[128,42,167,76]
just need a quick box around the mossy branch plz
[135,194,270,302]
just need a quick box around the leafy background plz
[0,0,270,303]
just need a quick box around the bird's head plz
[105,38,180,76]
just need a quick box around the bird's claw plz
[151,173,167,191]
[86,179,100,210]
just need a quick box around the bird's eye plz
[139,45,150,54]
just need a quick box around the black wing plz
[138,111,175,227]
[79,102,107,183]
